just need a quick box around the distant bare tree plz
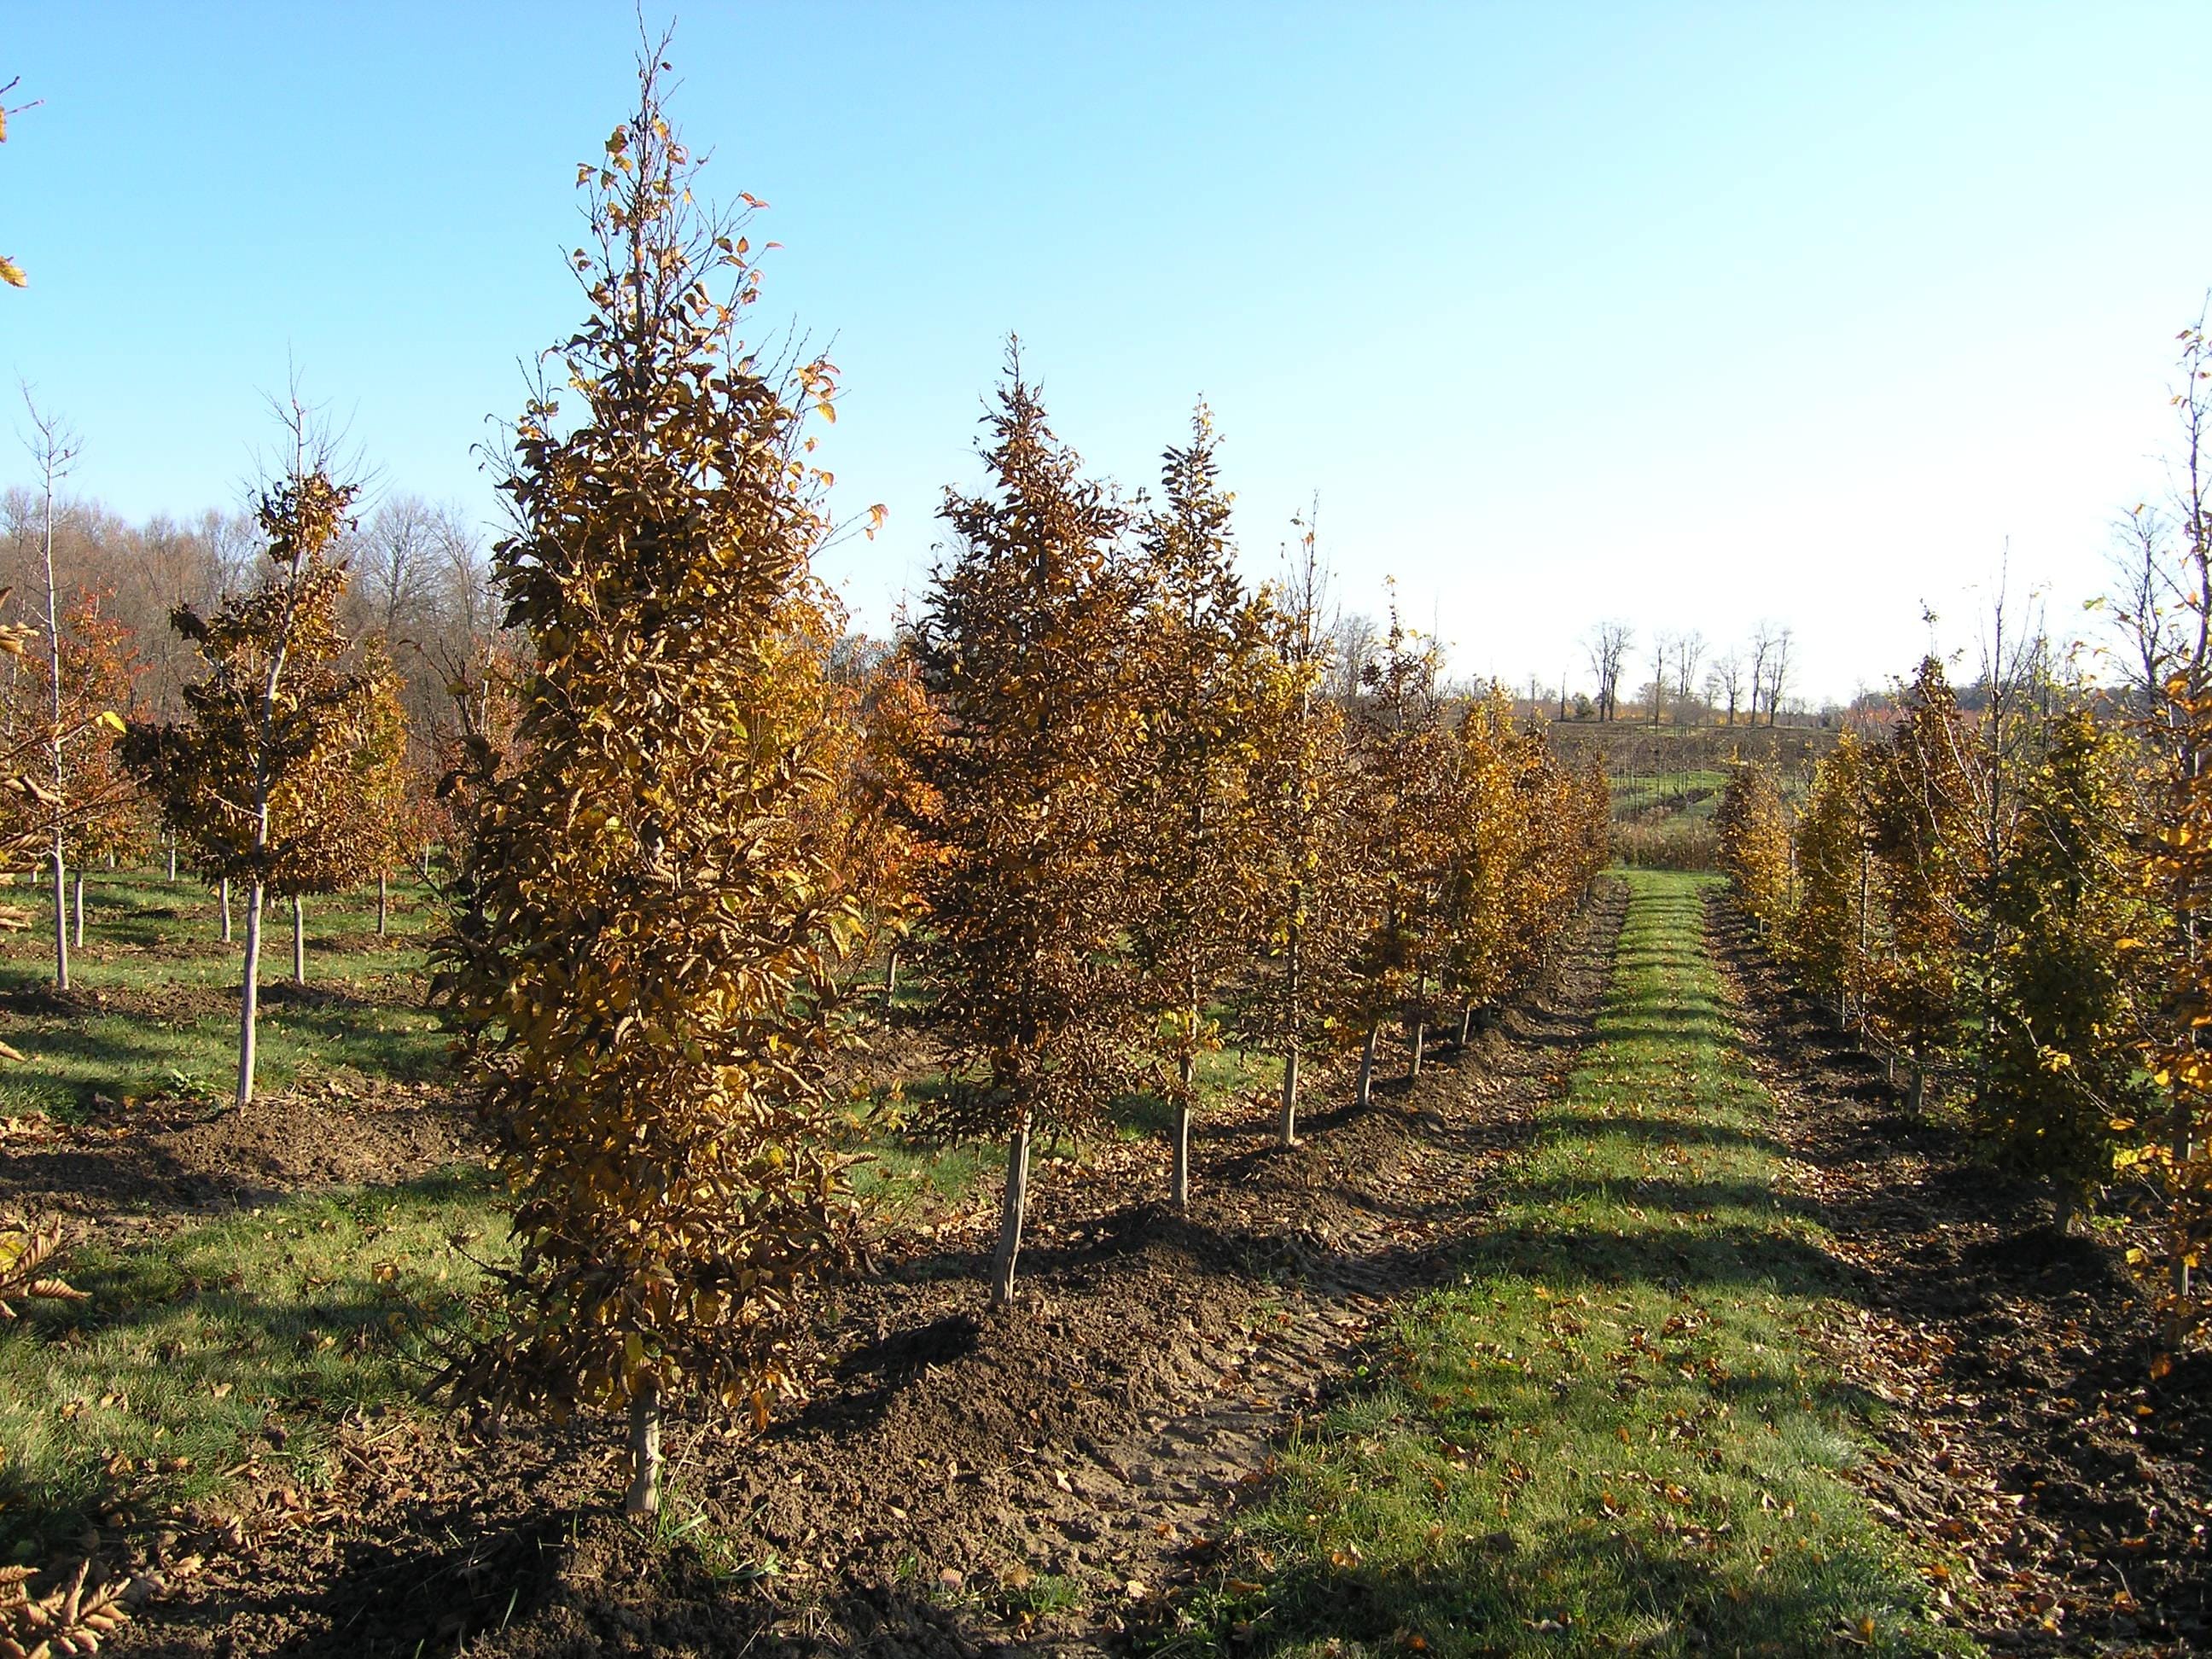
[1762,625,1794,725]
[1648,633,1669,725]
[1704,651,1743,726]
[1583,620,1633,722]
[1673,629,1706,720]
[1748,627,1774,725]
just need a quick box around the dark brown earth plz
[102,888,1627,1658]
[0,1078,474,1239]
[1708,893,2212,1657]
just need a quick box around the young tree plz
[1344,614,1452,1097]
[52,591,148,946]
[124,434,381,1109]
[1865,657,1973,1115]
[1716,760,1792,939]
[1790,731,1872,1024]
[1126,405,1276,1206]
[1249,509,1360,1145]
[439,50,881,1516]
[21,391,80,988]
[1979,707,2151,1225]
[269,645,407,983]
[911,349,1141,1304]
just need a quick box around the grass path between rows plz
[1182,870,1970,1657]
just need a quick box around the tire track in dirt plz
[1706,890,2212,1657]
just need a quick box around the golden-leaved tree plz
[1247,512,1362,1145]
[1128,405,1278,1207]
[1790,730,1873,1024]
[1981,705,2153,1222]
[1715,760,1792,938]
[439,49,879,1515]
[1865,656,1972,1114]
[912,349,1142,1305]
[124,451,387,1109]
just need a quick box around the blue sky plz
[7,3,2211,701]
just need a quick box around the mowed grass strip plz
[1183,870,1966,1657]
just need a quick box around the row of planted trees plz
[420,53,1609,1513]
[1,49,1610,1519]
[1717,550,2212,1339]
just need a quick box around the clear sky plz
[7,3,2210,703]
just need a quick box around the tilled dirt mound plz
[0,1079,474,1237]
[110,883,1626,1658]
[1708,894,2212,1656]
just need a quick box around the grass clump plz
[1175,870,1968,1657]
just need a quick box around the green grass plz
[0,1167,504,1560]
[0,869,450,1119]
[1170,870,1970,1657]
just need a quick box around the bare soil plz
[1708,894,2212,1656]
[0,1078,474,1238]
[100,888,1627,1658]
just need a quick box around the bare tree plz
[1583,620,1633,722]
[1648,632,1670,725]
[20,387,80,990]
[1704,651,1743,725]
[1762,625,1794,725]
[1673,629,1706,721]
[1748,626,1774,725]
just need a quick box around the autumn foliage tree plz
[124,446,387,1109]
[1248,515,1362,1145]
[1790,731,1873,1024]
[1715,760,1792,939]
[1126,405,1278,1207]
[1976,707,2152,1219]
[439,51,880,1516]
[1864,657,1973,1115]
[912,351,1142,1304]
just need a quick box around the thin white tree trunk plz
[1277,1045,1300,1147]
[236,881,265,1109]
[1356,1019,1381,1107]
[49,845,67,991]
[991,1115,1033,1306]
[1171,1051,1195,1209]
[376,873,388,937]
[166,837,177,882]
[291,893,306,985]
[71,869,84,950]
[623,1380,662,1517]
[220,877,233,944]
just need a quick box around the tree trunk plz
[236,882,265,1109]
[1907,1064,1926,1118]
[990,1115,1033,1307]
[376,873,388,938]
[623,1379,662,1517]
[1277,1045,1300,1147]
[166,838,177,882]
[419,847,433,883]
[1406,981,1426,1081]
[1356,1020,1381,1108]
[72,869,84,950]
[883,946,899,1010]
[1458,1003,1474,1046]
[220,877,233,945]
[292,894,306,985]
[49,843,67,992]
[1171,1052,1195,1210]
